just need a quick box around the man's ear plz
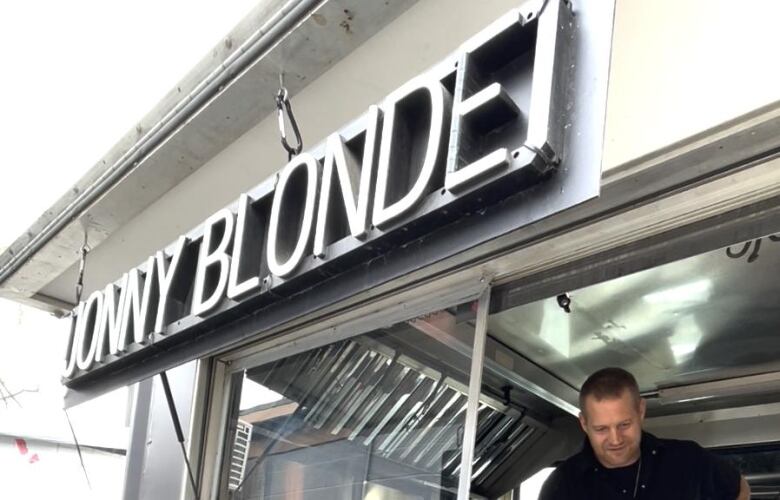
[578,411,587,433]
[638,398,646,422]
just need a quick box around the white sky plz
[0,0,259,251]
[0,0,259,448]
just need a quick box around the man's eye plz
[595,427,607,432]
[618,422,630,429]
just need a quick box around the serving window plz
[490,231,780,412]
[219,299,481,499]
[208,218,780,499]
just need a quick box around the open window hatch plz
[220,231,780,499]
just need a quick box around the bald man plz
[539,367,750,500]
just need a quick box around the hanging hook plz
[276,73,303,161]
[75,229,90,304]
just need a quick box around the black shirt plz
[602,459,641,496]
[539,432,742,500]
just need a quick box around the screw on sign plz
[14,438,40,464]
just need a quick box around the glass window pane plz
[476,232,780,496]
[489,232,780,394]
[221,302,479,500]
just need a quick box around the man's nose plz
[608,427,622,445]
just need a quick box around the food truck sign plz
[63,1,601,385]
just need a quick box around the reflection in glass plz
[489,233,780,393]
[223,304,479,499]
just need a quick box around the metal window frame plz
[457,287,491,500]
[194,151,780,499]
[186,140,780,500]
[192,172,780,500]
[198,273,496,500]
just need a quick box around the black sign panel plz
[63,0,611,393]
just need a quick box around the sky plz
[0,0,260,450]
[0,0,260,251]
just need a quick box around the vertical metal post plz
[457,285,491,500]
[123,379,153,500]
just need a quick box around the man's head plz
[578,367,646,469]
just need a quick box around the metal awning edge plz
[0,0,312,299]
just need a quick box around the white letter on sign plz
[62,302,85,379]
[192,209,235,317]
[373,76,450,229]
[267,153,319,278]
[76,290,104,371]
[118,256,158,350]
[155,235,188,332]
[95,275,129,363]
[227,194,261,299]
[314,105,381,257]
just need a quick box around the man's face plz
[579,390,646,469]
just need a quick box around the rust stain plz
[312,13,327,26]
[340,9,354,34]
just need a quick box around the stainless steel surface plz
[745,473,780,488]
[458,286,490,500]
[658,372,780,405]
[215,289,565,498]
[227,277,488,372]
[489,232,780,400]
[482,334,579,416]
[237,340,531,495]
[645,401,780,449]
[198,360,234,500]
[232,322,478,497]
[183,359,213,500]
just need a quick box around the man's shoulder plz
[645,432,742,497]
[538,465,569,500]
[544,444,591,476]
[538,448,589,499]
[645,432,706,457]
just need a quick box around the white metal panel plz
[604,0,780,170]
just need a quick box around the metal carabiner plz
[75,231,90,304]
[275,85,303,160]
